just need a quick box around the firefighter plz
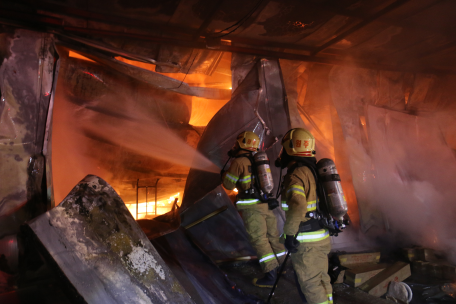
[279,128,333,304]
[222,131,286,288]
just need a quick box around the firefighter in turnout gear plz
[222,131,286,288]
[279,128,333,304]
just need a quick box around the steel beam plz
[61,26,454,75]
[155,178,160,216]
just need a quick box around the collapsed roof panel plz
[28,175,194,304]
[180,186,256,261]
[179,55,289,259]
[0,29,54,218]
[182,55,290,208]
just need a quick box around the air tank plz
[316,158,348,222]
[254,152,274,195]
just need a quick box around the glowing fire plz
[126,192,180,219]
[69,51,95,62]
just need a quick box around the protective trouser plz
[291,242,333,304]
[241,204,286,273]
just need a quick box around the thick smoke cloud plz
[83,111,220,175]
[328,66,456,260]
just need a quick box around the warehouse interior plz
[1,0,456,303]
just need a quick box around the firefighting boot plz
[253,267,277,288]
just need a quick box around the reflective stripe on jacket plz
[296,229,329,243]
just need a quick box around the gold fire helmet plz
[281,128,316,157]
[236,131,260,151]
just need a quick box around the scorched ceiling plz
[1,0,456,74]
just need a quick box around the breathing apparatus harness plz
[276,153,342,236]
[221,148,279,210]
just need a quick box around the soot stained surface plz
[28,175,192,304]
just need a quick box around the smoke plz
[327,66,456,260]
[52,56,220,205]
[82,109,220,174]
[368,107,456,250]
[53,93,220,206]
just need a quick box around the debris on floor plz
[386,281,412,303]
[358,261,411,297]
[220,255,400,304]
[336,251,384,287]
[333,284,393,304]
[345,263,388,287]
[339,251,381,266]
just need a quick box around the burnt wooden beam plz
[310,0,412,56]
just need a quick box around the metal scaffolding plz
[135,178,160,220]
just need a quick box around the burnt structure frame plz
[0,0,456,75]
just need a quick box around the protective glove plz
[284,235,300,253]
[267,198,279,210]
